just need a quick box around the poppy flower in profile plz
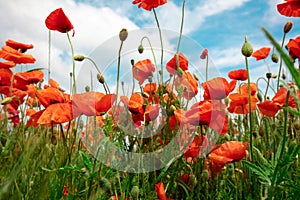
[0,46,36,64]
[257,100,281,117]
[287,36,300,60]
[133,59,156,85]
[37,103,75,125]
[200,48,208,59]
[175,72,198,100]
[0,68,13,86]
[13,70,44,90]
[5,39,34,53]
[209,141,248,170]
[277,0,300,17]
[201,77,236,100]
[166,52,188,75]
[252,47,271,61]
[184,135,208,159]
[272,86,300,108]
[128,93,144,114]
[155,182,174,200]
[228,69,248,81]
[45,8,74,36]
[132,0,167,11]
[36,87,66,108]
[144,104,160,122]
[0,61,15,68]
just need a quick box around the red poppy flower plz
[227,83,258,114]
[0,46,36,64]
[252,47,271,61]
[228,69,248,81]
[272,86,300,108]
[13,70,44,90]
[45,8,74,36]
[132,0,167,11]
[0,86,27,109]
[27,109,44,127]
[128,93,144,114]
[287,36,300,60]
[0,61,15,68]
[257,100,281,117]
[277,0,300,17]
[5,39,34,53]
[6,104,20,127]
[209,141,248,168]
[201,77,236,100]
[175,72,198,100]
[0,68,13,86]
[184,135,208,159]
[37,103,75,125]
[36,87,66,108]
[166,52,188,75]
[144,104,160,122]
[200,48,208,59]
[133,59,156,85]
[72,92,116,116]
[155,182,167,200]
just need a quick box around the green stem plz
[67,31,76,94]
[48,30,51,84]
[116,41,124,105]
[153,8,164,83]
[176,0,186,53]
[277,33,286,90]
[205,55,209,82]
[264,78,270,100]
[245,56,253,161]
[141,36,159,82]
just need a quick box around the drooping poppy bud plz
[119,28,128,42]
[284,20,293,34]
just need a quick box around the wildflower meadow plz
[0,0,300,199]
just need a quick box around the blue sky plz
[0,0,300,94]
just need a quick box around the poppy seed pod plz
[73,55,85,61]
[284,20,293,34]
[119,28,128,42]
[138,44,144,54]
[241,35,253,57]
[271,53,279,63]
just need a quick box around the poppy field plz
[0,0,300,199]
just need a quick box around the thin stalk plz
[264,78,270,100]
[205,55,209,82]
[276,33,286,90]
[245,56,253,161]
[48,30,51,84]
[66,31,76,94]
[153,8,164,82]
[141,36,159,82]
[116,41,124,106]
[176,0,186,53]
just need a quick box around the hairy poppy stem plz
[277,32,286,91]
[141,36,159,82]
[205,55,209,82]
[116,41,124,106]
[48,30,51,84]
[67,31,76,94]
[153,8,164,83]
[245,56,253,161]
[176,0,186,53]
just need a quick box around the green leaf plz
[253,146,272,170]
[243,160,271,185]
[261,27,300,89]
[79,151,92,172]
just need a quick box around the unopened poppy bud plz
[225,97,230,107]
[131,59,135,66]
[259,124,265,137]
[257,92,263,102]
[193,73,199,81]
[282,73,286,80]
[271,74,277,79]
[85,86,90,92]
[1,97,13,105]
[138,44,144,54]
[131,186,140,198]
[73,55,85,61]
[284,20,293,34]
[201,169,210,181]
[188,175,197,188]
[241,35,253,57]
[293,121,300,131]
[70,72,73,77]
[271,53,279,63]
[170,105,177,112]
[119,28,128,42]
[266,73,272,79]
[97,73,105,84]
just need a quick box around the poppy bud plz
[1,97,13,105]
[73,55,85,61]
[266,73,272,79]
[170,105,177,112]
[85,86,90,92]
[131,186,140,198]
[282,73,286,80]
[97,73,105,84]
[241,35,253,57]
[138,44,144,54]
[271,74,277,79]
[284,20,293,34]
[193,73,199,81]
[293,121,300,131]
[259,124,265,137]
[201,170,210,181]
[188,175,197,188]
[200,48,208,59]
[131,59,135,66]
[271,53,279,63]
[119,28,128,42]
[257,92,263,102]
